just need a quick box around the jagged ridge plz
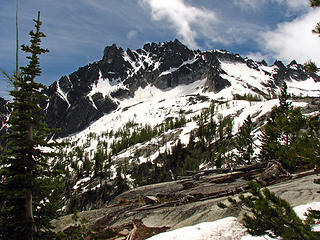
[42,39,320,138]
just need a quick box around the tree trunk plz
[26,92,35,239]
[25,191,36,240]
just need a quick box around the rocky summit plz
[39,39,319,138]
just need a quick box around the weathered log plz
[209,171,252,184]
[186,162,268,180]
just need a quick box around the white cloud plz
[260,8,320,65]
[276,0,308,10]
[127,30,138,40]
[234,0,308,11]
[233,0,259,9]
[138,0,217,49]
[245,52,273,64]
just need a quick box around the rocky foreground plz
[53,164,320,239]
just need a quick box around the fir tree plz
[219,182,320,239]
[0,12,62,240]
[259,82,307,171]
[235,115,254,165]
[114,167,129,195]
[278,82,290,112]
[310,0,320,7]
[305,0,320,73]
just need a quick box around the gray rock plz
[118,229,130,236]
[53,172,320,233]
[143,196,160,204]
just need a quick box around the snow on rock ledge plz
[147,217,246,240]
[147,202,320,240]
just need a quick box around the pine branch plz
[305,61,319,73]
[312,22,320,36]
[310,0,320,7]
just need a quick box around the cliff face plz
[39,40,319,138]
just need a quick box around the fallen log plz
[185,162,268,180]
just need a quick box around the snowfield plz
[147,202,320,240]
[61,70,317,189]
[62,75,311,164]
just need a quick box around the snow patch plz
[147,217,246,240]
[56,80,70,107]
[148,202,320,240]
[88,70,127,98]
[159,57,198,77]
[287,77,320,97]
[73,177,91,190]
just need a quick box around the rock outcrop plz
[53,170,319,238]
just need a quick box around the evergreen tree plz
[259,82,307,171]
[219,182,320,239]
[300,116,320,166]
[235,115,254,165]
[93,147,105,177]
[114,167,129,195]
[311,0,320,7]
[278,82,290,112]
[224,115,233,138]
[211,115,233,168]
[305,0,320,73]
[0,12,62,239]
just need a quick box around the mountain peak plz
[273,60,285,68]
[39,40,320,138]
[102,43,124,63]
[173,38,183,44]
[288,60,298,66]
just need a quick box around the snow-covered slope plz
[58,75,316,197]
[219,61,320,98]
[60,74,314,167]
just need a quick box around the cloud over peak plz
[234,0,308,10]
[260,8,320,65]
[139,0,217,49]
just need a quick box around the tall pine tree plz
[0,12,62,240]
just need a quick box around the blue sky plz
[1,0,320,98]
